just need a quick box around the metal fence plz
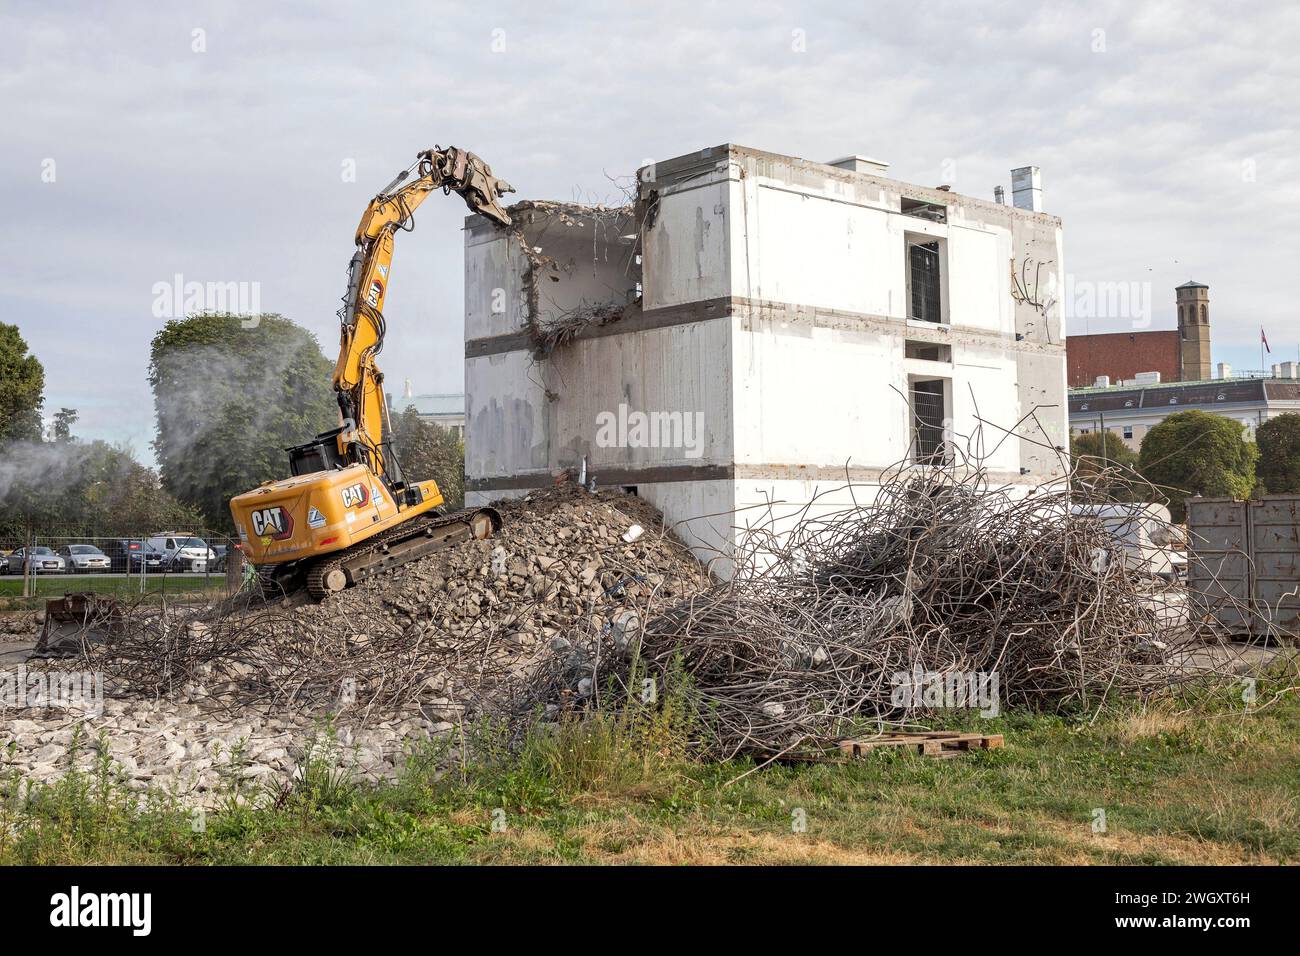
[0,529,240,599]
[1188,495,1300,637]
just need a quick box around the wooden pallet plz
[838,731,1004,759]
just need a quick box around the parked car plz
[147,534,216,572]
[129,547,167,572]
[103,539,166,573]
[210,544,229,572]
[56,544,112,573]
[5,546,66,574]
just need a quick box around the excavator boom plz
[333,147,513,487]
[229,146,513,599]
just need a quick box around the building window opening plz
[910,378,948,464]
[905,340,952,362]
[907,240,942,323]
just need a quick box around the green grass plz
[1,660,1297,866]
[0,573,226,608]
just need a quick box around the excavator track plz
[300,507,501,600]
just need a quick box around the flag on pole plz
[1262,328,1271,353]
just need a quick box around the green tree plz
[1070,430,1143,500]
[149,313,337,529]
[391,405,465,509]
[0,439,202,540]
[0,322,45,441]
[52,407,78,443]
[1138,410,1257,521]
[1255,413,1300,494]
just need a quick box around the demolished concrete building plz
[463,144,1068,576]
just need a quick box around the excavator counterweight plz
[229,146,513,599]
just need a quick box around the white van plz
[147,534,216,572]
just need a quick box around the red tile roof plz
[1066,330,1181,388]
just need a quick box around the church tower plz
[1176,281,1211,381]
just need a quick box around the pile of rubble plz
[2,464,1262,799]
[1,700,429,804]
[1,486,710,805]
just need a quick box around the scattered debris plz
[41,485,709,725]
[524,457,1252,758]
[6,458,1268,796]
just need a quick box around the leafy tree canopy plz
[0,439,203,541]
[149,313,338,529]
[1255,413,1300,495]
[1069,430,1143,501]
[0,322,45,442]
[1138,410,1257,521]
[391,405,465,510]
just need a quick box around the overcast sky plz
[2,1,1297,457]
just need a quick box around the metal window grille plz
[911,380,946,463]
[908,241,941,323]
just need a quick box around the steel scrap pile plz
[536,463,1231,757]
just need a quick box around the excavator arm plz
[231,145,512,600]
[332,146,514,493]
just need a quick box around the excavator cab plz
[287,426,349,477]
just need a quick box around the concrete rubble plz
[0,486,710,808]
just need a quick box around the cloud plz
[1,0,1296,455]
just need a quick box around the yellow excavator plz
[230,146,514,599]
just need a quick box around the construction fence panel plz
[1187,495,1300,637]
[0,529,239,599]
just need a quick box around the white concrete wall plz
[643,178,731,310]
[465,224,529,340]
[465,348,550,479]
[542,318,733,472]
[464,144,1069,580]
[639,479,736,577]
[722,151,1062,480]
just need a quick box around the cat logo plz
[340,482,370,508]
[366,278,384,308]
[250,506,293,540]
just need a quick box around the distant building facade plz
[1066,281,1212,387]
[1069,376,1300,451]
[402,393,465,438]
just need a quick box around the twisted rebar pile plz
[523,455,1253,757]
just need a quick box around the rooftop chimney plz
[1010,165,1042,212]
[403,378,414,399]
[827,155,890,177]
[1217,362,1231,379]
[993,185,1006,204]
